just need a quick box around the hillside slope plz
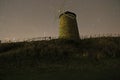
[0,37,120,80]
[0,37,120,58]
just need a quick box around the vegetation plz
[0,36,120,80]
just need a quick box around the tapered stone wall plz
[59,11,80,40]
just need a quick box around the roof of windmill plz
[59,11,76,18]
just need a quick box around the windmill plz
[59,11,80,40]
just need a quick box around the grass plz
[1,58,120,80]
[0,36,120,80]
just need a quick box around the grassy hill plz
[0,36,120,80]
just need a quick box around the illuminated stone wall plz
[59,11,80,40]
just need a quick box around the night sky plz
[0,0,120,41]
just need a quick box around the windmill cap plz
[59,11,76,18]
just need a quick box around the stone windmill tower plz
[59,11,80,40]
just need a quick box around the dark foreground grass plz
[1,70,119,80]
[0,37,120,80]
[0,58,120,80]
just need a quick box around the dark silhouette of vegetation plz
[0,36,120,67]
[0,36,120,80]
